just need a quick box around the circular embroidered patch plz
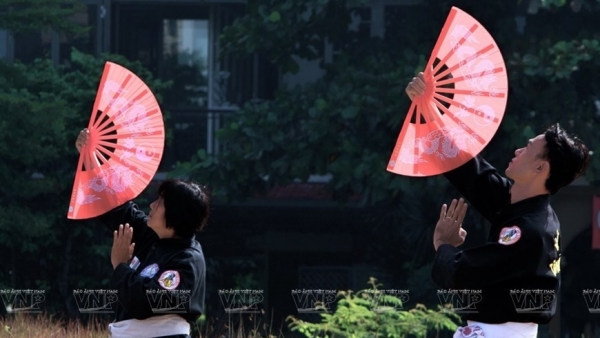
[158,270,180,290]
[458,325,485,337]
[140,263,159,278]
[498,226,521,245]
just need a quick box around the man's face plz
[505,134,548,181]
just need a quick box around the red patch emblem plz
[498,226,521,245]
[458,325,485,337]
[158,270,180,290]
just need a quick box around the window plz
[114,5,210,110]
[162,19,209,109]
[0,30,9,61]
[114,4,212,169]
[113,3,277,169]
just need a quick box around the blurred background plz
[0,0,600,337]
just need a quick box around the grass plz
[0,313,291,338]
[0,314,108,338]
[195,312,291,338]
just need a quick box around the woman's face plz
[148,197,168,237]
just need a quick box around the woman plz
[76,129,210,338]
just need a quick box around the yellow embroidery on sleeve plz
[549,231,561,276]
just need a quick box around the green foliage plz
[174,0,600,319]
[519,39,600,80]
[178,0,600,203]
[540,0,568,9]
[161,50,208,108]
[0,49,169,314]
[175,38,421,204]
[287,278,460,338]
[500,36,600,182]
[220,0,363,73]
[0,0,87,34]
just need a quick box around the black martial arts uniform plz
[432,156,561,324]
[98,201,206,337]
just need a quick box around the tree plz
[0,0,87,34]
[0,0,172,318]
[181,0,600,202]
[0,49,170,318]
[175,0,600,318]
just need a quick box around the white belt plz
[453,321,538,338]
[109,314,190,338]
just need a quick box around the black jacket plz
[98,201,206,323]
[432,156,560,324]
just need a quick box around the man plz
[76,129,210,338]
[406,73,590,338]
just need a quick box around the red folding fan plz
[387,7,508,177]
[67,61,165,220]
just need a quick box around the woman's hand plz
[406,72,426,101]
[111,223,135,270]
[75,128,89,154]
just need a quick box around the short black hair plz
[158,179,211,238]
[540,123,590,194]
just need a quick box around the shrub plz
[287,278,460,338]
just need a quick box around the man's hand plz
[75,128,89,154]
[406,72,426,101]
[433,198,468,251]
[111,224,135,270]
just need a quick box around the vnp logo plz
[73,289,118,314]
[510,289,555,314]
[219,289,264,314]
[146,289,191,314]
[366,289,409,313]
[437,289,482,314]
[1,289,45,314]
[291,289,337,314]
[583,289,600,314]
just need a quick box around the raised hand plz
[405,72,426,101]
[433,198,468,250]
[75,128,89,154]
[111,223,135,270]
